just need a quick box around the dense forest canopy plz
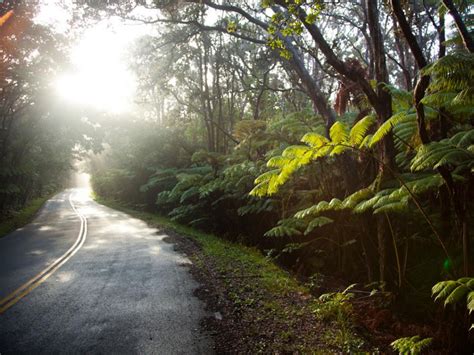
[1,0,473,351]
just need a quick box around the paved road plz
[0,188,213,354]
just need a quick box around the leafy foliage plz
[390,336,433,355]
[432,277,474,331]
[86,2,474,350]
[0,8,100,217]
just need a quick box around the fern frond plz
[358,134,373,149]
[349,115,375,146]
[295,200,328,218]
[282,145,312,158]
[330,144,350,156]
[467,291,474,314]
[180,186,200,203]
[433,280,458,302]
[329,121,349,144]
[373,198,409,214]
[393,117,418,151]
[342,188,374,209]
[249,179,268,197]
[237,198,274,216]
[444,285,470,306]
[450,129,474,147]
[304,216,334,235]
[391,336,432,355]
[267,156,292,168]
[301,132,329,147]
[370,111,414,148]
[254,169,280,184]
[382,83,413,110]
[264,217,304,237]
[352,189,394,214]
[411,142,474,171]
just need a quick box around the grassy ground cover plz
[0,195,53,238]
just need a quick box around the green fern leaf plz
[370,111,413,148]
[329,121,349,144]
[432,281,449,296]
[301,132,329,147]
[294,199,340,218]
[330,144,349,156]
[444,285,470,306]
[359,134,373,149]
[433,280,458,302]
[373,199,409,214]
[282,145,312,157]
[180,186,200,203]
[328,198,343,209]
[294,203,323,219]
[451,129,474,147]
[255,169,280,184]
[304,216,334,235]
[411,142,474,171]
[349,115,375,145]
[264,225,302,237]
[267,156,291,168]
[391,335,432,355]
[433,150,472,169]
[249,181,270,197]
[353,194,382,214]
[467,291,474,314]
[342,188,374,209]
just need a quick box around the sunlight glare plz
[55,24,137,113]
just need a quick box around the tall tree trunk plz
[441,0,474,52]
[367,0,396,288]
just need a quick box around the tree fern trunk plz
[376,215,387,287]
[461,186,470,276]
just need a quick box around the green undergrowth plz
[95,196,369,352]
[0,194,53,238]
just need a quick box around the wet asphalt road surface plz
[0,188,213,354]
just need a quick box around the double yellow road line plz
[0,192,88,314]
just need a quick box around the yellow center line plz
[0,191,88,314]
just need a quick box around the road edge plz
[93,197,372,353]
